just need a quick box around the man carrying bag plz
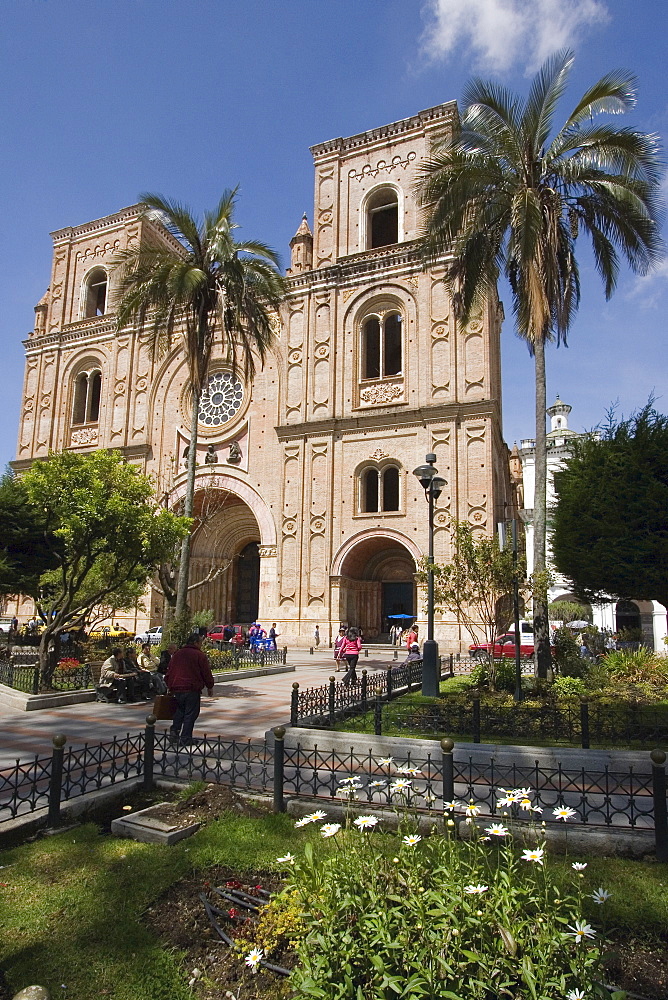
[165,634,215,746]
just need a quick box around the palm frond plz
[522,48,574,154]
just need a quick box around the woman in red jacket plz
[340,627,362,685]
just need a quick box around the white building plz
[518,397,667,650]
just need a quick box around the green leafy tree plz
[19,450,189,685]
[0,471,60,599]
[114,190,286,620]
[419,50,662,677]
[551,402,668,616]
[423,521,524,689]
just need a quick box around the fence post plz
[283,646,288,664]
[290,682,299,726]
[374,689,383,736]
[580,701,590,750]
[651,748,668,863]
[260,650,266,667]
[273,726,286,813]
[310,647,314,655]
[441,737,454,804]
[364,647,369,657]
[361,669,368,711]
[407,665,413,693]
[393,648,398,660]
[386,667,393,700]
[472,695,481,744]
[328,675,336,727]
[32,665,40,695]
[143,714,156,789]
[47,734,67,828]
[449,653,454,678]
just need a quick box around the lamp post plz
[413,453,447,697]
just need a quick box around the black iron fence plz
[1,719,666,862]
[291,660,425,727]
[0,662,93,694]
[358,696,668,749]
[209,644,288,668]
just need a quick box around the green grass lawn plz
[1,797,666,999]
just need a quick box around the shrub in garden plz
[243,784,616,999]
[603,647,668,686]
[56,657,81,672]
[207,649,235,671]
[553,675,587,700]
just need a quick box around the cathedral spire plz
[288,213,313,273]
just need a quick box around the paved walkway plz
[0,648,401,766]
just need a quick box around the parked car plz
[133,625,163,645]
[206,625,224,642]
[469,632,541,660]
[88,624,134,641]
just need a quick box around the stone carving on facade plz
[359,383,403,405]
[282,519,296,536]
[258,545,277,558]
[204,444,218,464]
[182,445,189,467]
[71,427,98,445]
[227,441,241,464]
[348,151,416,181]
[370,448,388,460]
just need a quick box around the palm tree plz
[115,190,286,620]
[418,50,662,676]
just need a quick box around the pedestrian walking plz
[314,625,320,647]
[333,626,346,670]
[269,623,279,650]
[340,627,362,685]
[166,634,215,746]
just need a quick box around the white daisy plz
[402,833,422,846]
[320,823,341,838]
[376,756,394,766]
[465,803,481,817]
[567,920,596,943]
[395,766,422,777]
[521,847,545,865]
[567,990,586,1000]
[464,883,489,894]
[294,817,311,828]
[353,814,379,830]
[390,778,412,793]
[368,779,387,789]
[276,853,296,864]
[484,823,509,837]
[514,787,533,798]
[553,804,577,821]
[571,862,587,871]
[443,800,459,811]
[245,947,264,973]
[591,887,611,904]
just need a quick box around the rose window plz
[198,371,244,427]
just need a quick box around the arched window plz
[382,466,400,511]
[363,469,379,512]
[71,369,102,425]
[366,187,398,249]
[360,465,401,513]
[362,312,402,379]
[83,268,108,318]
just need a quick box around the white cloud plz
[421,0,609,74]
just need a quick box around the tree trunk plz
[38,628,60,688]
[532,338,552,678]
[174,390,200,620]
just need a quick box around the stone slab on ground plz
[110,801,200,845]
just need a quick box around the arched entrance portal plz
[336,535,417,639]
[188,490,261,624]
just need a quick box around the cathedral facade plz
[14,102,513,647]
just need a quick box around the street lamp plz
[413,453,447,697]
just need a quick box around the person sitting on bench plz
[402,642,423,665]
[100,648,139,702]
[122,646,153,699]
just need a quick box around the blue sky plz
[1,0,667,468]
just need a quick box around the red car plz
[469,633,539,660]
[207,624,227,642]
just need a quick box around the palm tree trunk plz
[532,338,551,678]
[174,390,200,620]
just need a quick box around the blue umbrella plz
[386,614,415,619]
